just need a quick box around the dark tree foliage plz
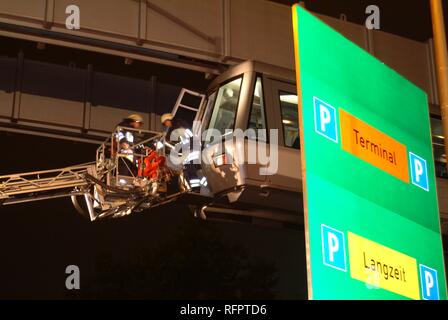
[77,219,278,299]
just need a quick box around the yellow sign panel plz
[347,232,420,300]
[339,109,409,183]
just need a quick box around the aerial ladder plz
[0,128,193,221]
[0,163,94,206]
[0,89,206,221]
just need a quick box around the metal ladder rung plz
[183,89,206,97]
[178,104,199,112]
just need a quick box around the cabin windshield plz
[204,77,243,144]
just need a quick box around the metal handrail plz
[95,126,165,185]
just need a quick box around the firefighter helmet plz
[126,114,144,123]
[161,113,174,125]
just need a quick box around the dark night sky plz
[272,0,448,42]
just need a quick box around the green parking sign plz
[292,5,447,300]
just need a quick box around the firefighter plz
[113,114,144,180]
[161,113,192,151]
[116,114,144,145]
[160,113,201,191]
[160,113,175,151]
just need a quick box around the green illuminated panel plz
[292,5,447,300]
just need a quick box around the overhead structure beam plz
[0,22,225,75]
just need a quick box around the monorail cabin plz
[195,61,302,214]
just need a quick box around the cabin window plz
[205,77,243,143]
[247,76,267,142]
[430,115,447,178]
[200,91,217,135]
[279,91,299,149]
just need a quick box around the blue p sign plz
[409,152,429,191]
[314,97,338,143]
[420,264,439,300]
[321,225,347,272]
